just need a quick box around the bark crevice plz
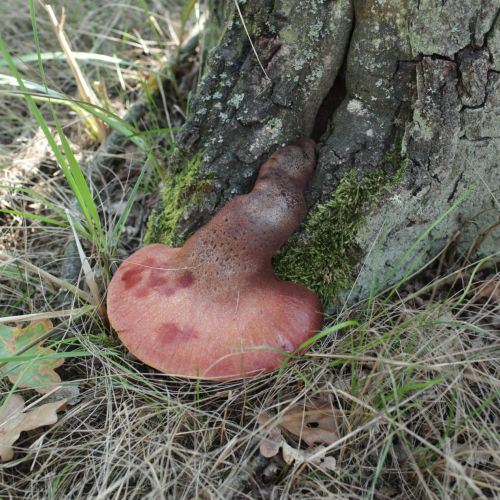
[147,0,354,245]
[147,0,500,306]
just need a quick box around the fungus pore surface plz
[107,138,324,380]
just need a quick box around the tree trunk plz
[146,0,500,308]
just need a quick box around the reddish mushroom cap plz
[107,138,323,380]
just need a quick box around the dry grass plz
[1,1,499,499]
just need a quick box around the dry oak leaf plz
[256,412,283,458]
[0,394,66,462]
[257,400,340,469]
[0,320,63,394]
[474,278,500,304]
[278,402,340,446]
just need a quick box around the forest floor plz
[0,1,499,498]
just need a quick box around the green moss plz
[144,153,211,246]
[275,166,405,305]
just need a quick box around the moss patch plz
[275,166,404,305]
[144,153,211,246]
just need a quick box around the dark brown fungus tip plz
[107,139,323,380]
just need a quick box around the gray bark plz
[150,0,500,306]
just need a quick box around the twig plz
[0,306,91,324]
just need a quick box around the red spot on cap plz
[147,271,168,288]
[146,270,179,297]
[121,267,145,289]
[134,286,150,298]
[158,285,177,297]
[156,322,198,343]
[176,271,194,288]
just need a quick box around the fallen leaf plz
[282,442,336,470]
[256,400,340,467]
[46,385,80,406]
[0,394,66,461]
[474,278,500,304]
[279,401,339,446]
[256,413,283,458]
[0,320,63,393]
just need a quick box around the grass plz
[1,1,499,498]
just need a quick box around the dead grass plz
[1,1,499,499]
[1,267,498,498]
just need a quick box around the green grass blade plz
[0,208,70,229]
[0,35,104,249]
[0,74,65,98]
[54,118,105,242]
[108,161,148,250]
[0,51,150,71]
[0,351,91,363]
[298,320,359,350]
[1,184,67,218]
[368,431,395,498]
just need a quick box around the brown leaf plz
[474,278,500,304]
[0,394,66,461]
[256,400,340,467]
[256,413,283,458]
[279,402,339,446]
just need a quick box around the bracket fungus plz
[107,138,323,380]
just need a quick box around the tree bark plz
[147,0,500,308]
